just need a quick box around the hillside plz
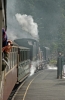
[7,0,65,54]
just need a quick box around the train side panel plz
[3,46,18,100]
[17,47,30,82]
[3,65,17,100]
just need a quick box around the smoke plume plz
[15,14,39,39]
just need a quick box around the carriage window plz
[24,51,27,60]
[20,51,22,61]
[24,51,25,60]
[13,52,14,67]
[19,49,30,62]
[21,51,23,61]
[19,50,20,62]
[27,50,29,59]
[23,51,24,61]
[14,52,17,65]
[9,51,12,68]
[20,51,22,62]
[25,51,27,60]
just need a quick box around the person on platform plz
[2,28,12,71]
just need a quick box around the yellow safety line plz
[22,79,33,100]
[23,72,43,100]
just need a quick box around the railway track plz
[8,66,46,100]
[8,78,27,100]
[10,69,48,100]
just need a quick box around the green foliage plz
[49,59,57,65]
[8,0,65,55]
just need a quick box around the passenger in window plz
[2,28,8,62]
[2,29,12,71]
[2,40,13,71]
[2,28,8,47]
[2,41,12,51]
[2,29,13,52]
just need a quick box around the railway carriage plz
[2,43,30,100]
[17,46,30,82]
[2,39,44,100]
[3,45,18,100]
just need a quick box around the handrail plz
[2,58,9,67]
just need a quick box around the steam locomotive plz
[14,38,44,71]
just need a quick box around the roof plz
[19,46,30,51]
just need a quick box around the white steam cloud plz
[7,29,18,40]
[15,14,39,39]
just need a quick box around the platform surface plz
[13,66,65,100]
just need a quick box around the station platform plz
[13,65,65,100]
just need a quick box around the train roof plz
[14,38,39,46]
[9,40,30,50]
[19,46,30,51]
